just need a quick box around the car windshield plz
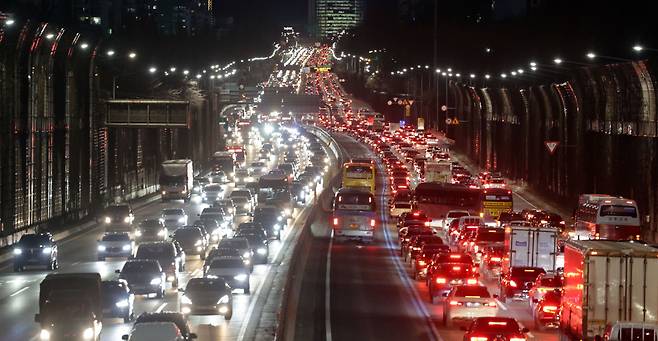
[455,286,490,298]
[162,209,184,215]
[106,206,130,215]
[123,261,159,272]
[435,253,473,264]
[186,278,226,291]
[476,228,505,242]
[174,228,201,239]
[472,318,521,333]
[140,220,161,228]
[539,277,563,287]
[219,239,248,249]
[102,234,130,242]
[19,234,49,245]
[136,244,174,259]
[205,185,222,191]
[447,211,469,219]
[210,258,245,268]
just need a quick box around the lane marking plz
[10,286,29,297]
[514,192,537,209]
[155,302,167,313]
[325,231,334,341]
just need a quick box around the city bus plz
[574,194,641,240]
[332,188,376,243]
[413,183,482,228]
[342,162,376,193]
[481,188,514,219]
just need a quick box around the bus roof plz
[415,182,480,193]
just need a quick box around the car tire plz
[157,288,165,299]
[244,283,251,294]
[224,308,233,320]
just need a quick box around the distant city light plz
[517,69,524,74]
[530,66,537,71]
[511,71,517,76]
[80,43,89,50]
[5,19,15,26]
[435,68,441,73]
[553,58,563,65]
[148,67,157,73]
[196,74,202,79]
[484,74,491,79]
[170,67,176,72]
[470,74,476,79]
[106,50,115,56]
[501,73,507,78]
[183,70,190,75]
[45,33,55,40]
[586,52,596,59]
[529,61,537,67]
[633,45,643,52]
[128,52,137,59]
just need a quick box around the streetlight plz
[530,66,537,71]
[633,45,643,52]
[169,67,176,73]
[183,70,189,75]
[529,61,537,67]
[485,74,491,79]
[485,47,492,53]
[553,58,563,65]
[45,33,55,40]
[511,71,517,76]
[148,67,157,74]
[80,43,89,50]
[435,68,441,73]
[128,52,137,59]
[469,74,476,79]
[586,52,596,59]
[517,69,524,74]
[106,50,115,57]
[5,19,15,26]
[195,74,202,79]
[501,73,507,79]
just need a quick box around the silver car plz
[97,232,134,260]
[202,184,224,203]
[160,208,188,228]
[204,257,250,294]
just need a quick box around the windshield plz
[123,261,159,272]
[476,228,505,242]
[162,209,184,215]
[539,277,563,287]
[344,165,373,179]
[334,192,375,211]
[174,228,201,239]
[205,184,223,192]
[447,212,469,219]
[19,235,49,245]
[454,286,490,298]
[210,259,245,268]
[511,267,545,280]
[186,278,226,291]
[136,245,174,259]
[415,187,480,207]
[105,206,129,215]
[472,318,520,333]
[140,220,161,229]
[600,205,638,217]
[102,234,130,242]
[219,239,248,249]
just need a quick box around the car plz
[399,226,433,259]
[206,247,252,272]
[427,253,477,303]
[13,233,58,272]
[179,278,233,319]
[406,235,444,264]
[201,184,224,203]
[411,243,450,280]
[461,317,529,341]
[527,273,563,311]
[101,280,135,322]
[117,259,166,298]
[532,289,561,330]
[129,312,197,340]
[192,177,209,195]
[97,232,133,260]
[233,169,252,185]
[208,170,228,184]
[603,321,658,341]
[204,257,251,294]
[215,238,253,272]
[172,240,186,271]
[231,196,253,215]
[389,190,412,218]
[499,266,546,302]
[234,228,269,264]
[215,199,237,217]
[193,219,224,243]
[171,226,209,259]
[253,205,286,240]
[443,210,471,231]
[160,208,188,228]
[248,161,267,176]
[101,204,135,229]
[133,242,182,287]
[229,189,256,208]
[123,322,184,341]
[198,208,230,232]
[442,285,498,327]
[135,219,168,243]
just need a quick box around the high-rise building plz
[310,0,364,38]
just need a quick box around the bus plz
[413,183,482,228]
[212,151,235,177]
[574,194,641,240]
[481,188,513,219]
[332,188,376,243]
[342,162,376,193]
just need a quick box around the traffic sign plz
[544,141,560,155]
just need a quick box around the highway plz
[0,138,330,341]
[289,129,560,341]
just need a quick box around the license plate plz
[350,223,359,228]
[466,302,481,308]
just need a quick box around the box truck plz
[160,159,194,202]
[503,225,560,274]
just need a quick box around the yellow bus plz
[481,188,513,219]
[342,162,376,193]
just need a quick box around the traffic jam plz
[306,46,655,341]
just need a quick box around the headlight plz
[124,217,131,223]
[195,239,202,246]
[257,248,267,255]
[82,327,94,340]
[135,230,142,237]
[122,244,131,251]
[217,294,230,304]
[150,278,162,285]
[273,224,281,230]
[115,299,129,308]
[180,295,192,305]
[308,181,314,187]
[97,245,106,252]
[39,329,50,340]
[42,247,52,254]
[13,248,22,255]
[178,217,186,223]
[233,274,248,281]
[157,229,166,236]
[104,217,111,224]
[277,216,283,221]
[243,251,251,259]
[284,208,292,216]
[244,204,250,209]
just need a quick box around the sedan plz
[97,232,133,260]
[442,285,498,327]
[117,259,166,298]
[179,278,233,320]
[101,280,135,322]
[204,257,251,294]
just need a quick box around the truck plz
[159,159,194,202]
[35,273,103,340]
[560,240,658,341]
[502,225,560,274]
[212,151,236,177]
[424,161,452,183]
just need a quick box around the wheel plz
[224,308,233,320]
[124,310,134,323]
[13,263,22,272]
[156,288,165,299]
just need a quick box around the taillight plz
[435,277,446,284]
[333,218,339,226]
[490,257,501,262]
[370,219,376,227]
[470,337,488,341]
[418,260,426,266]
[542,305,559,313]
[509,338,526,341]
[509,280,517,287]
[466,278,477,285]
[452,266,462,271]
[449,300,462,306]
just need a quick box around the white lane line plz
[325,231,334,341]
[191,268,201,278]
[513,192,537,209]
[10,286,29,297]
[155,302,167,313]
[494,299,508,311]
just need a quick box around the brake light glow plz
[435,277,446,284]
[470,337,488,341]
[452,266,462,271]
[490,257,501,262]
[509,280,518,287]
[370,219,376,227]
[488,322,508,326]
[542,305,559,313]
[509,338,526,341]
[333,218,339,226]
[449,300,462,306]
[466,278,477,285]
[418,260,426,266]
[413,212,420,216]
[449,254,462,259]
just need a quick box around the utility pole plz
[433,0,439,130]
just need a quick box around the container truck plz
[502,225,560,274]
[159,159,194,202]
[424,161,452,183]
[560,240,658,341]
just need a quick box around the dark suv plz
[134,242,182,287]
[13,233,58,272]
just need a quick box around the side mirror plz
[522,327,530,333]
[34,314,40,323]
[115,269,121,274]
[189,333,198,339]
[122,335,129,340]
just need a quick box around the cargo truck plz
[160,159,194,202]
[560,240,658,341]
[35,273,103,341]
[424,161,452,183]
[502,225,560,274]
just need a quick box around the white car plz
[248,162,267,176]
[125,322,184,341]
[442,285,498,327]
[443,210,470,231]
[160,208,188,228]
[234,169,252,185]
[202,184,224,203]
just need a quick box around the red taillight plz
[435,277,446,284]
[466,278,477,285]
[490,257,501,262]
[509,280,517,287]
[470,337,488,341]
[449,300,462,306]
[542,305,559,313]
[452,266,461,271]
[370,219,376,227]
[333,218,339,226]
[509,338,526,341]
[418,260,426,266]
[413,212,420,216]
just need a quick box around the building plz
[310,0,364,38]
